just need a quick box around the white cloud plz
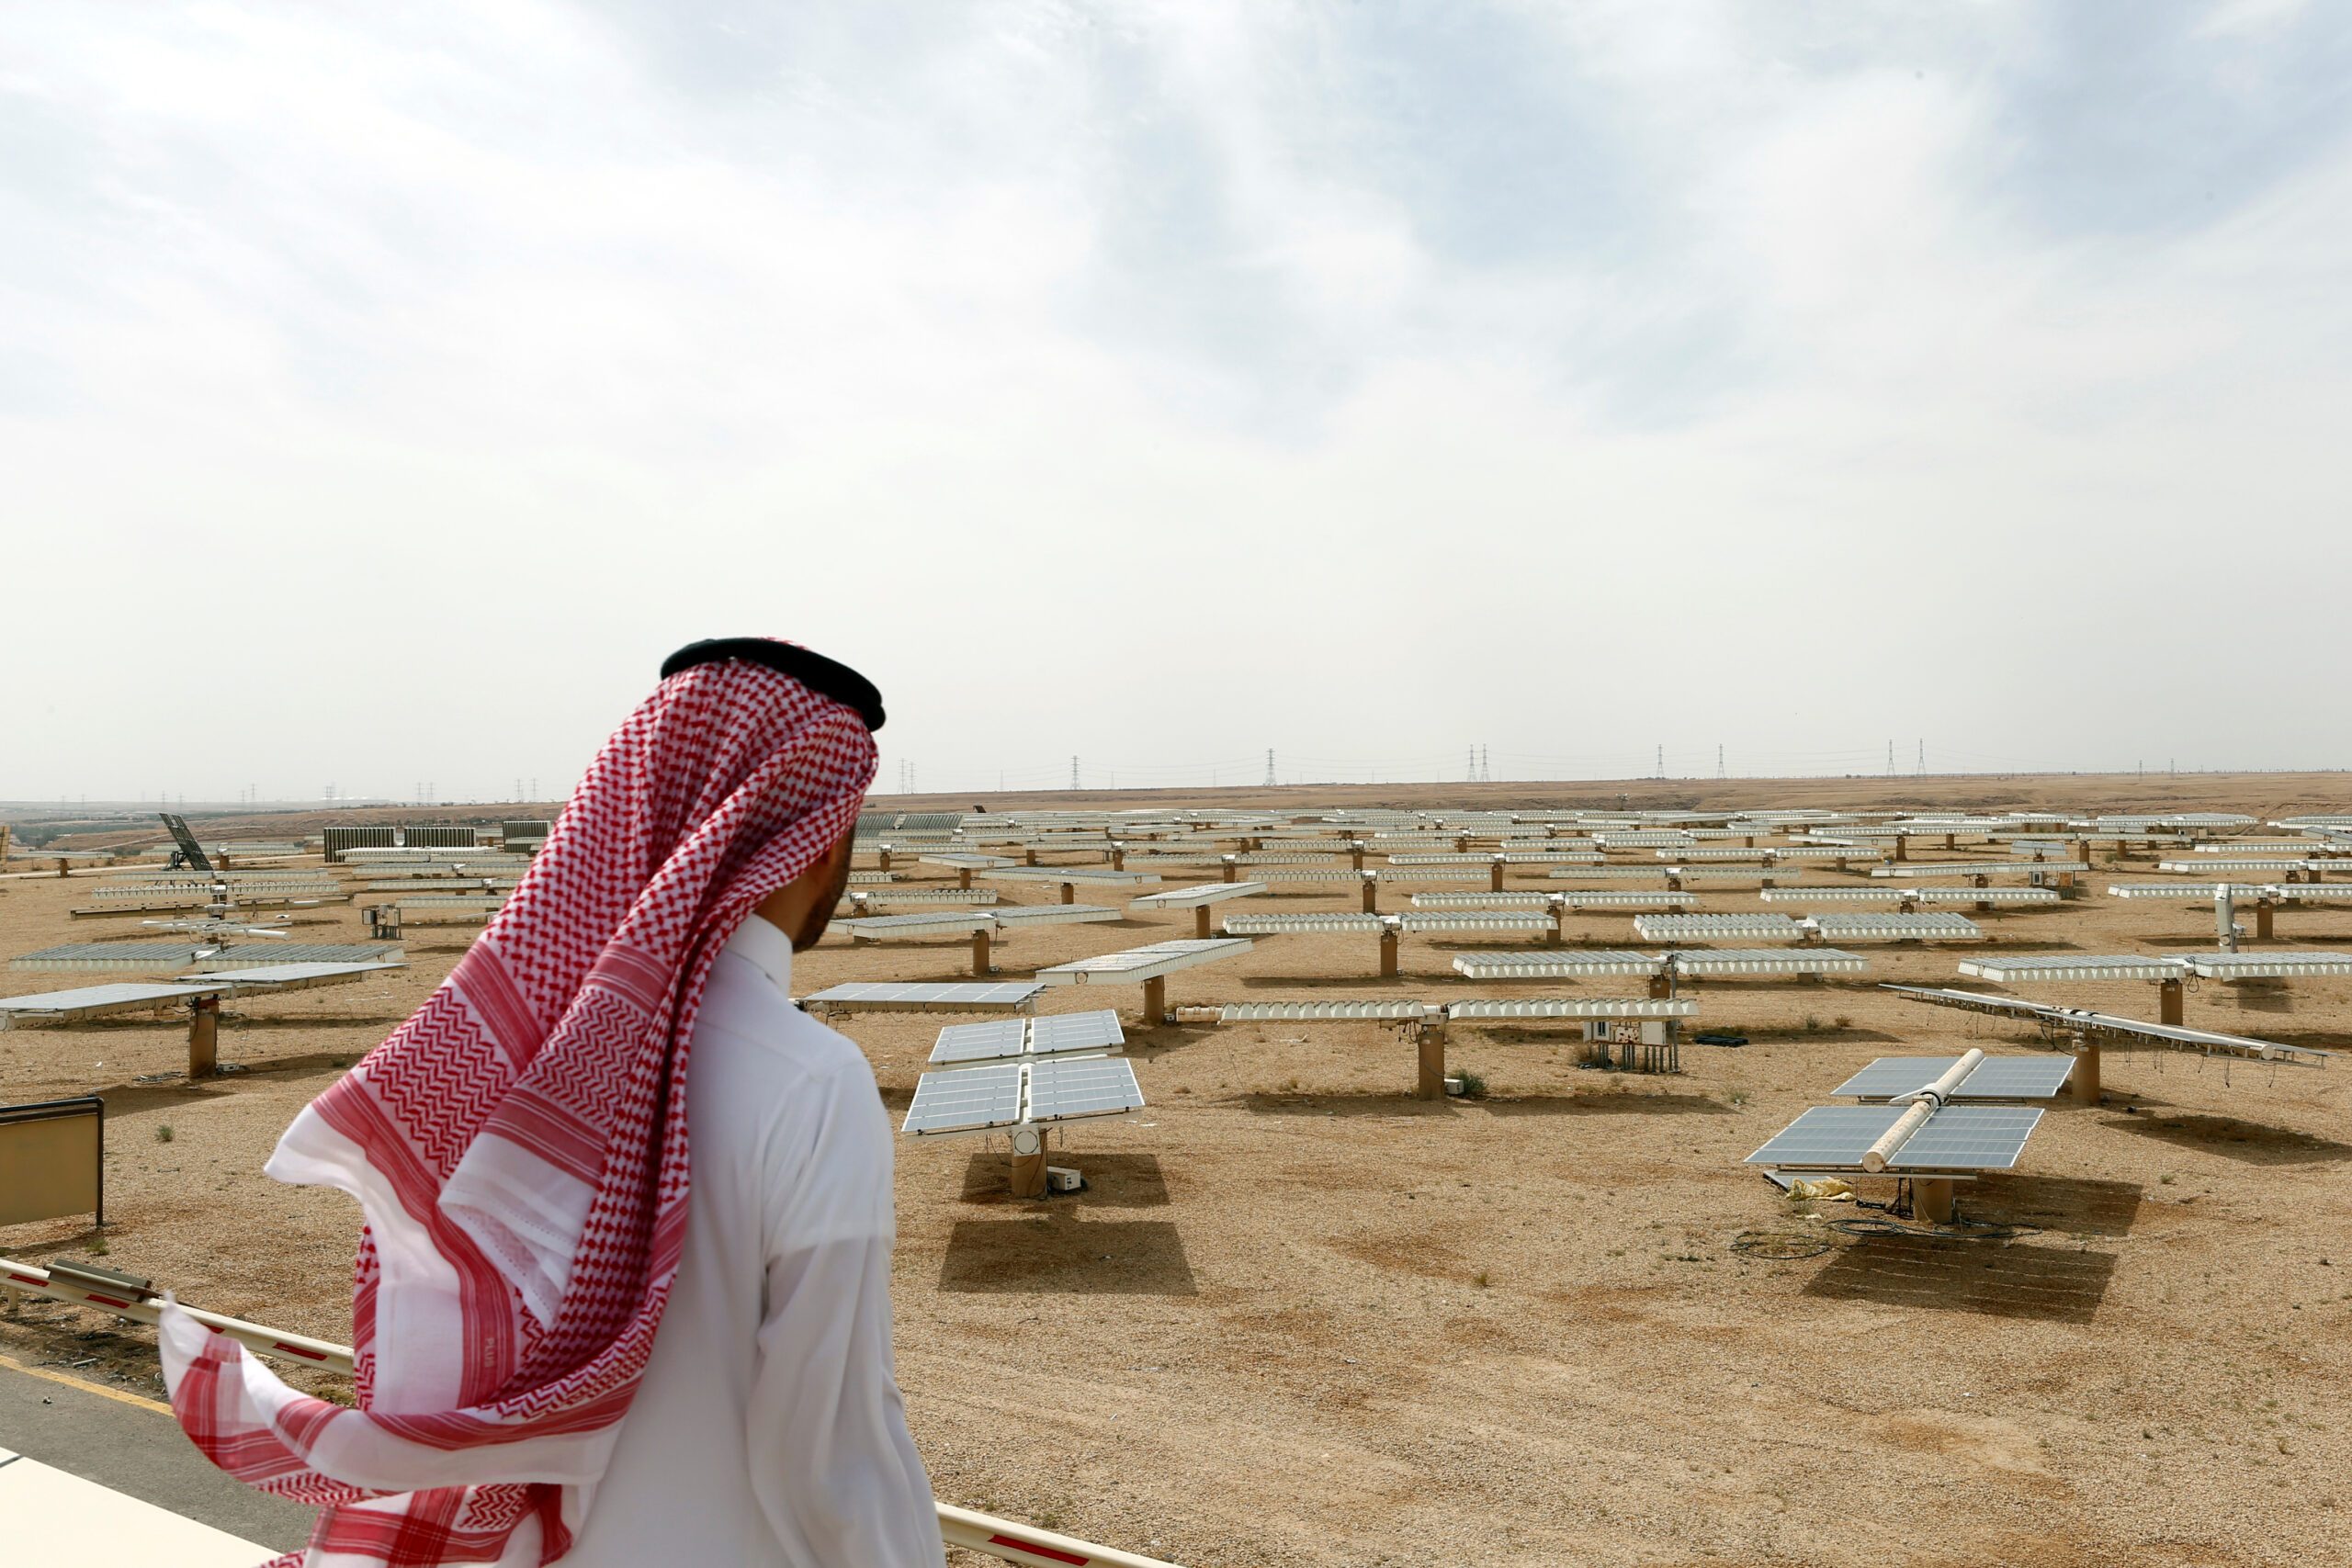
[3,0,2349,799]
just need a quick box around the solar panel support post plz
[1110,843,1125,871]
[1349,840,1366,872]
[2070,1031,2100,1105]
[1360,874,1378,915]
[1023,848,1039,867]
[1894,837,1907,863]
[2216,889,2238,954]
[187,995,220,1079]
[876,846,892,873]
[1221,854,1239,884]
[1142,975,1168,1025]
[1488,857,1506,893]
[957,868,973,890]
[1913,1178,1956,1224]
[1193,905,1212,941]
[971,928,994,976]
[1008,1124,1047,1199]
[1416,1020,1447,1100]
[1058,881,1077,906]
[2158,977,2185,1027]
[1546,907,1566,947]
[2256,898,2276,942]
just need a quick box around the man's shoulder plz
[695,951,876,1095]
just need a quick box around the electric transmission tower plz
[1264,750,1275,786]
[1070,755,1080,789]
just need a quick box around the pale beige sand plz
[6,778,2350,1566]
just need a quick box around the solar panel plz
[1033,938,1253,985]
[1026,1056,1146,1123]
[1399,913,1549,932]
[990,904,1123,928]
[1894,1107,2043,1171]
[2188,952,2352,978]
[1223,914,1383,933]
[1808,914,1984,941]
[1410,892,1551,908]
[849,888,999,906]
[0,981,212,1021]
[1634,914,1804,941]
[1832,1055,2074,1100]
[197,961,405,990]
[1029,1010,1127,1056]
[840,910,995,936]
[928,1018,1028,1064]
[803,981,1043,1014]
[1872,861,2086,878]
[160,813,214,874]
[1129,881,1268,908]
[1667,948,1870,975]
[1452,950,1662,978]
[1544,866,1674,881]
[1958,955,2183,982]
[9,942,209,972]
[1746,1104,2041,1172]
[1218,999,1429,1021]
[902,1063,1025,1136]
[1445,998,1695,1020]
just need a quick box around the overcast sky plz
[5,2,2349,803]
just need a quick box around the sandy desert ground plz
[6,776,2352,1566]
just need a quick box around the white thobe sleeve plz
[744,1060,944,1568]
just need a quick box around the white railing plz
[1,1257,1182,1568]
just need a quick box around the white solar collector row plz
[1883,984,2332,1065]
[1034,938,1254,986]
[1128,881,1269,909]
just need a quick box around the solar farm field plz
[6,780,2352,1568]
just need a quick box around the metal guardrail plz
[0,1257,1184,1567]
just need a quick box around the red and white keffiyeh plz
[161,654,877,1566]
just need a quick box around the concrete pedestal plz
[1913,1178,1955,1225]
[187,996,220,1079]
[1009,1128,1047,1198]
[1193,905,1212,940]
[2071,1033,2100,1105]
[1142,975,1167,1024]
[970,928,993,976]
[2159,977,2185,1026]
[1379,930,1401,979]
[1416,1028,1448,1101]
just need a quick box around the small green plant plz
[1802,1013,1823,1032]
[1725,1088,1750,1106]
[2160,1173,2177,1185]
[153,1124,174,1144]
[88,1237,109,1257]
[1833,1014,1852,1030]
[1452,1066,1488,1098]
[1474,1269,1491,1288]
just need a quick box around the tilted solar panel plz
[1831,1055,2074,1101]
[1026,1056,1145,1123]
[1029,1010,1127,1056]
[1893,1106,2043,1171]
[928,1018,1029,1065]
[902,1063,1025,1136]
